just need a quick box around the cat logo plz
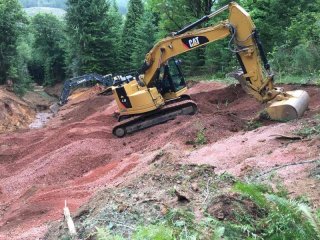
[188,37,200,48]
[182,36,209,49]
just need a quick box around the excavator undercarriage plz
[113,99,197,137]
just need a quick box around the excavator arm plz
[59,73,113,105]
[142,3,270,97]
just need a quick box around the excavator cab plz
[159,58,187,100]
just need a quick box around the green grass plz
[268,74,319,85]
[276,75,309,84]
[187,74,320,85]
[186,75,237,84]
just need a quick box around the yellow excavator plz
[111,2,310,137]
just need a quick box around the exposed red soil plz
[0,82,319,239]
[0,87,36,134]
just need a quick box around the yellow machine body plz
[113,80,164,115]
[112,2,309,123]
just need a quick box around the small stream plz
[29,112,54,129]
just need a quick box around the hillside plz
[19,0,128,13]
[24,7,66,17]
[20,0,66,9]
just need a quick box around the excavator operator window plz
[168,59,186,92]
[159,66,171,93]
[158,58,186,94]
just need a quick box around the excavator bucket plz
[266,90,310,121]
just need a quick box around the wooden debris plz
[64,200,77,236]
[271,134,303,141]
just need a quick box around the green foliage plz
[239,0,298,52]
[233,182,320,239]
[10,34,33,95]
[147,0,320,79]
[120,0,144,71]
[234,182,269,207]
[131,10,156,69]
[0,0,318,93]
[95,225,174,240]
[0,0,28,83]
[96,227,125,240]
[271,42,320,77]
[133,225,174,240]
[263,194,320,239]
[65,0,117,75]
[108,1,124,73]
[204,38,236,76]
[265,1,320,76]
[245,120,262,131]
[195,127,207,145]
[186,123,207,146]
[30,13,66,85]
[147,0,214,76]
[19,0,129,12]
[296,124,320,138]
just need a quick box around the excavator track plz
[112,100,198,137]
[117,94,191,122]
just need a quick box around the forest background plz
[0,0,319,95]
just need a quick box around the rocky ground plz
[0,81,319,239]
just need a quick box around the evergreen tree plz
[147,0,214,75]
[11,31,34,95]
[65,0,116,76]
[131,11,156,69]
[108,0,124,73]
[269,0,320,76]
[147,0,320,77]
[120,0,144,71]
[0,0,27,84]
[30,13,66,86]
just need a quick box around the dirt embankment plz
[0,84,59,134]
[0,87,35,133]
[0,82,319,239]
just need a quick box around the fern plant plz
[234,182,320,240]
